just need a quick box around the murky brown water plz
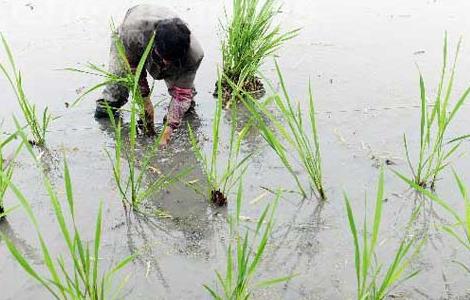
[2,0,470,299]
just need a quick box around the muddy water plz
[2,0,470,299]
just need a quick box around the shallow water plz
[1,0,470,299]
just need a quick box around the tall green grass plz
[220,0,298,94]
[403,34,470,189]
[204,181,292,299]
[188,77,253,205]
[0,122,133,299]
[344,169,421,299]
[0,35,53,146]
[70,31,186,209]
[237,63,324,199]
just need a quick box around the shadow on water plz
[0,219,41,264]
[266,199,326,298]
[223,101,267,156]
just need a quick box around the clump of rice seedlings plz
[218,0,299,101]
[236,63,324,199]
[188,78,253,206]
[395,170,470,273]
[0,34,53,146]
[0,124,133,299]
[204,181,292,298]
[69,31,186,209]
[403,34,470,189]
[344,169,421,300]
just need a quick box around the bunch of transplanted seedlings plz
[218,0,298,101]
[204,180,292,299]
[0,35,53,146]
[403,34,470,189]
[69,32,186,209]
[237,63,325,199]
[189,77,252,206]
[0,124,133,300]
[345,168,421,300]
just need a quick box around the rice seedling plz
[403,33,470,189]
[204,181,292,299]
[0,130,22,219]
[344,169,421,300]
[219,0,299,99]
[106,105,189,209]
[69,30,187,209]
[236,63,324,199]
[68,26,153,133]
[188,77,253,206]
[395,169,470,273]
[0,122,133,300]
[0,34,53,146]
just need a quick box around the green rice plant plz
[0,122,133,300]
[403,33,470,189]
[188,77,253,205]
[0,34,53,146]
[68,24,152,129]
[204,181,292,299]
[236,63,324,199]
[220,0,299,96]
[344,169,421,300]
[0,131,22,219]
[395,169,470,273]
[106,106,189,209]
[69,30,187,209]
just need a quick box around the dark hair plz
[155,18,191,62]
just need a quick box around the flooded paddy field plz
[1,0,470,299]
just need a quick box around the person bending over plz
[95,4,204,145]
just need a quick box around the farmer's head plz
[154,18,191,66]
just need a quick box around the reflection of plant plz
[220,0,298,94]
[189,78,252,205]
[0,124,133,299]
[403,34,470,189]
[70,30,186,209]
[238,63,324,199]
[345,169,421,300]
[396,170,470,274]
[0,131,22,219]
[0,35,52,146]
[205,181,292,299]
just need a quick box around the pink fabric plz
[166,86,194,129]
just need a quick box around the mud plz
[210,190,227,207]
[215,76,266,104]
[1,0,470,299]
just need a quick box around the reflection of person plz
[95,4,204,145]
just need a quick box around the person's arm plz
[127,55,151,99]
[126,47,155,135]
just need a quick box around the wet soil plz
[211,190,227,207]
[214,76,266,104]
[2,0,470,299]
